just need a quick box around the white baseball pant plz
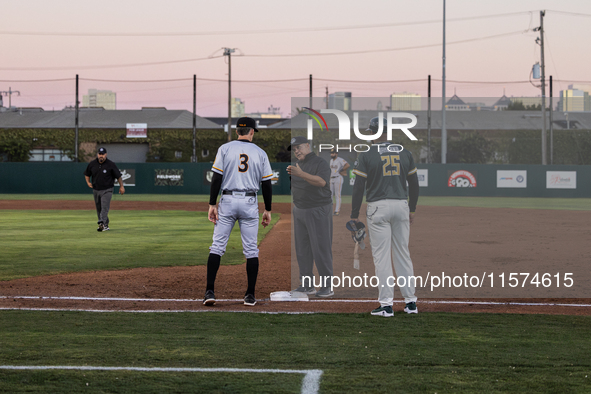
[366,199,417,306]
[330,175,343,213]
[210,194,259,259]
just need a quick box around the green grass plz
[0,193,295,203]
[2,194,591,210]
[418,196,591,210]
[0,311,590,393]
[0,210,279,281]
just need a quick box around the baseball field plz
[0,194,590,393]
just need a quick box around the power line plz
[0,29,531,72]
[0,11,534,37]
[554,79,591,83]
[239,30,531,58]
[316,78,426,83]
[81,77,193,83]
[435,79,530,84]
[546,10,591,18]
[1,77,575,84]
[0,78,73,83]
[0,56,222,71]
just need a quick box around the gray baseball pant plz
[293,202,333,287]
[93,188,113,226]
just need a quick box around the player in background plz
[204,117,273,307]
[350,117,420,317]
[329,148,350,216]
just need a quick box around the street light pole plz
[75,75,79,163]
[540,10,547,165]
[224,48,236,142]
[192,74,197,163]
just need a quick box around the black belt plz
[222,190,256,196]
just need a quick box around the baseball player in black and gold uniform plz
[351,117,419,317]
[204,117,273,307]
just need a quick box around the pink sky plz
[1,0,590,116]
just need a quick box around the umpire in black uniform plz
[84,147,125,232]
[287,136,334,297]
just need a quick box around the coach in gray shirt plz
[287,136,334,297]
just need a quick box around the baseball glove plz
[345,220,366,250]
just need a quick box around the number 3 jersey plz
[211,140,274,192]
[352,143,417,202]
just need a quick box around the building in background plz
[493,93,511,111]
[231,98,245,117]
[328,92,352,111]
[246,105,282,119]
[82,89,116,110]
[390,92,421,111]
[445,93,470,111]
[558,85,591,112]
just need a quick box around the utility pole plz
[325,86,329,109]
[192,74,197,163]
[75,75,79,163]
[224,48,236,142]
[0,87,21,108]
[309,74,313,109]
[428,75,432,163]
[441,0,447,164]
[539,10,547,165]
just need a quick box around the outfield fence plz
[0,162,590,197]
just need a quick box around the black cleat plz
[404,302,418,314]
[244,294,256,306]
[203,290,216,306]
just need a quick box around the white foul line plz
[0,307,316,314]
[1,295,590,308]
[0,365,323,394]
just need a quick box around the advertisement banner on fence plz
[114,169,135,187]
[448,170,477,188]
[417,169,428,187]
[546,171,577,189]
[497,170,527,188]
[155,169,184,186]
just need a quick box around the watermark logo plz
[303,107,329,132]
[305,109,417,141]
[304,109,418,152]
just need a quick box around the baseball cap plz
[98,147,107,154]
[288,136,309,151]
[236,117,259,132]
[331,148,337,153]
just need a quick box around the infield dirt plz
[0,200,589,315]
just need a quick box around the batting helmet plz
[366,117,388,133]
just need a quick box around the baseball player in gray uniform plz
[329,148,349,216]
[204,117,273,307]
[350,117,420,317]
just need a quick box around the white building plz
[559,85,590,112]
[231,98,245,117]
[328,92,352,111]
[82,89,116,110]
[390,92,421,111]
